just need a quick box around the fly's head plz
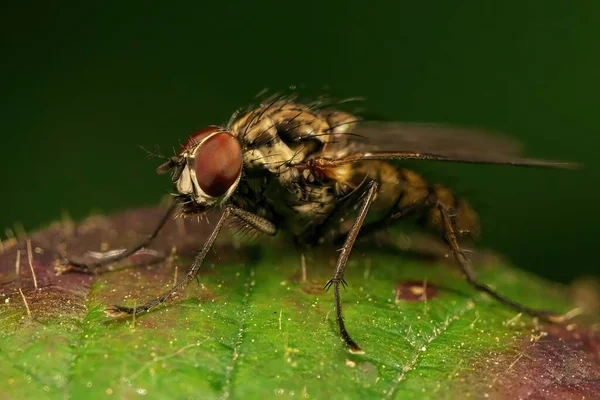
[157,127,243,212]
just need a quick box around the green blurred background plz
[1,2,598,283]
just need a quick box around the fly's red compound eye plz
[193,131,243,197]
[180,127,220,154]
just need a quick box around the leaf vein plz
[385,300,475,399]
[219,266,255,400]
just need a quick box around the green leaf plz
[1,206,598,399]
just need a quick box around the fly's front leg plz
[63,200,179,274]
[436,202,564,322]
[324,180,378,353]
[109,206,276,316]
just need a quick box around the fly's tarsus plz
[106,305,137,317]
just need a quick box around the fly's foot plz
[338,322,364,354]
[324,277,348,291]
[105,305,139,317]
[347,342,365,355]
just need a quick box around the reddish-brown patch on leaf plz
[0,205,244,321]
[395,280,438,302]
[1,224,94,320]
[1,286,87,327]
[463,324,600,399]
[61,206,230,268]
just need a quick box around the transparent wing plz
[353,122,522,157]
[319,121,577,169]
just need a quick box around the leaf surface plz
[0,205,598,399]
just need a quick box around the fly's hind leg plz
[342,196,566,323]
[435,202,565,322]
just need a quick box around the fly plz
[63,94,579,353]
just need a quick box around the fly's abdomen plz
[354,161,480,238]
[425,182,480,237]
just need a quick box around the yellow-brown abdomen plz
[354,161,480,238]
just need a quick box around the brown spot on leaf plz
[395,280,438,302]
[357,360,379,384]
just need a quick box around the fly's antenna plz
[140,145,171,161]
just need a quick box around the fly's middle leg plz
[324,180,378,353]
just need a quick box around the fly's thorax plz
[231,103,323,174]
[319,110,361,158]
[230,100,361,181]
[231,101,330,144]
[174,127,243,210]
[233,162,339,237]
